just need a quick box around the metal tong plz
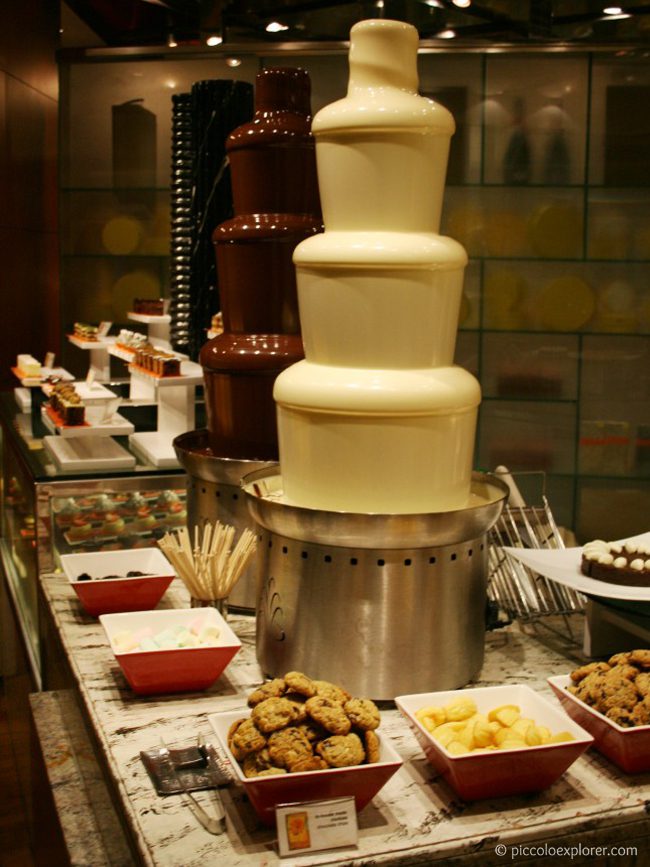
[158,738,226,835]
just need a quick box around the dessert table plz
[34,571,650,866]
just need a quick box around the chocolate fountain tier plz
[227,67,321,216]
[200,333,304,461]
[213,213,322,334]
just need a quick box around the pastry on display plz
[16,354,41,377]
[73,322,100,341]
[581,539,650,586]
[66,516,95,542]
[49,382,86,426]
[132,298,165,316]
[116,329,149,352]
[567,651,650,726]
[132,346,181,376]
[228,672,381,776]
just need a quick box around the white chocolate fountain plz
[244,20,507,699]
[274,18,481,514]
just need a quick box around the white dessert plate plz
[503,531,650,601]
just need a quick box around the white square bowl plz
[209,709,402,826]
[396,684,593,800]
[548,674,650,773]
[100,607,241,695]
[60,548,175,616]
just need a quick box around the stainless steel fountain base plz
[173,429,273,611]
[243,467,509,699]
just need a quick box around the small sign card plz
[44,351,55,369]
[276,796,358,858]
[97,321,112,338]
[85,367,96,387]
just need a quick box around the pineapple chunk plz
[488,704,521,728]
[510,717,534,737]
[415,705,446,729]
[525,725,543,747]
[472,717,494,748]
[444,697,478,722]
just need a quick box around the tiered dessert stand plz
[41,380,136,471]
[175,67,322,611]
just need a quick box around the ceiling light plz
[266,21,289,32]
[603,5,623,13]
[226,57,242,67]
[376,0,385,7]
[453,0,471,7]
[167,33,177,48]
[206,34,223,46]
[438,29,456,38]
[424,0,444,6]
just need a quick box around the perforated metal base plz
[255,529,488,699]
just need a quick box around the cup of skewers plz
[157,521,258,617]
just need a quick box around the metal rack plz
[487,470,586,627]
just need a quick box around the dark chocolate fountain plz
[174,67,322,610]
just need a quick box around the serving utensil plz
[158,739,226,835]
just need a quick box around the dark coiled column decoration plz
[188,80,253,360]
[169,92,193,353]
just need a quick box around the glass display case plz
[57,45,650,542]
[0,393,187,686]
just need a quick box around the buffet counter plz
[38,571,650,866]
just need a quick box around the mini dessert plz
[55,498,82,528]
[133,298,165,316]
[164,507,187,528]
[49,382,86,426]
[156,490,181,512]
[73,322,99,341]
[100,513,125,536]
[132,346,181,376]
[116,329,148,352]
[581,539,650,587]
[90,494,117,520]
[567,651,650,727]
[228,672,381,777]
[133,509,157,532]
[121,492,147,516]
[17,354,41,377]
[66,516,95,541]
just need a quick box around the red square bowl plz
[548,674,650,773]
[61,548,175,617]
[396,684,593,801]
[100,607,241,695]
[208,709,403,826]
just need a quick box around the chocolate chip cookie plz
[252,697,299,733]
[316,733,365,768]
[247,678,286,707]
[267,726,313,769]
[305,696,352,735]
[284,671,317,698]
[344,698,380,731]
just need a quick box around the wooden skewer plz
[158,521,258,602]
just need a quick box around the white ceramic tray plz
[44,435,136,470]
[504,532,650,601]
